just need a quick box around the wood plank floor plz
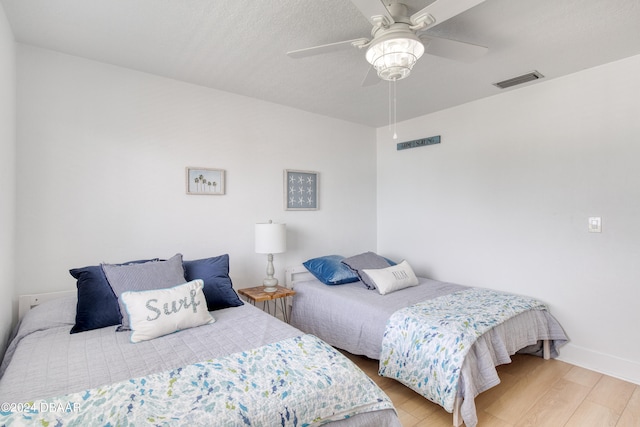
[343,351,640,426]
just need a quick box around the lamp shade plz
[255,222,286,254]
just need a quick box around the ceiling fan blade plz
[287,38,369,59]
[350,0,393,26]
[361,66,381,86]
[421,35,488,62]
[411,0,486,30]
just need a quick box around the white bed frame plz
[284,265,314,288]
[18,290,76,320]
[285,264,550,427]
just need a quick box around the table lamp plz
[254,220,287,292]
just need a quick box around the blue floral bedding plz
[379,288,547,412]
[1,334,394,426]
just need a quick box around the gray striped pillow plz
[102,253,186,330]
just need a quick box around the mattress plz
[0,295,400,427]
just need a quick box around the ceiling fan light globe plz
[373,51,419,80]
[365,35,424,82]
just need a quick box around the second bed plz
[286,260,568,427]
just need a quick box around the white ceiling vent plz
[493,71,544,89]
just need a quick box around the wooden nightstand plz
[237,285,296,323]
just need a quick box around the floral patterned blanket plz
[1,334,394,426]
[378,288,547,412]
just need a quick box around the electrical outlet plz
[588,217,602,233]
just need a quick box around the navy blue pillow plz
[303,255,359,285]
[70,258,157,334]
[183,254,243,311]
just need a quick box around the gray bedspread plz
[291,277,469,359]
[290,277,568,427]
[0,296,400,427]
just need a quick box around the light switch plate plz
[588,217,602,233]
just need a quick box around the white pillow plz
[362,260,419,295]
[121,279,215,343]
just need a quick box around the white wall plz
[11,30,639,386]
[0,4,15,355]
[377,54,640,384]
[15,45,377,305]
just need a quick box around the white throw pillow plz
[362,260,419,295]
[121,279,215,343]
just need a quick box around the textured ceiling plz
[2,0,640,127]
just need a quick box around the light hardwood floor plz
[344,352,640,426]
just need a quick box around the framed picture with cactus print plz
[284,169,319,210]
[186,167,225,195]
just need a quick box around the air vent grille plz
[493,71,544,89]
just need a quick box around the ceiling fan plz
[287,0,488,85]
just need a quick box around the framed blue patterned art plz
[284,170,319,211]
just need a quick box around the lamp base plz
[263,275,278,293]
[262,253,279,293]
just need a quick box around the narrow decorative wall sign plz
[284,170,319,211]
[396,135,441,151]
[186,167,225,195]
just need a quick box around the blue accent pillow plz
[303,255,359,285]
[69,258,157,334]
[183,254,244,311]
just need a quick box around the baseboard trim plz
[557,343,640,385]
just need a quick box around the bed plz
[286,253,568,427]
[0,253,401,426]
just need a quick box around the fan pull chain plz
[387,79,399,140]
[388,79,392,133]
[392,77,398,140]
